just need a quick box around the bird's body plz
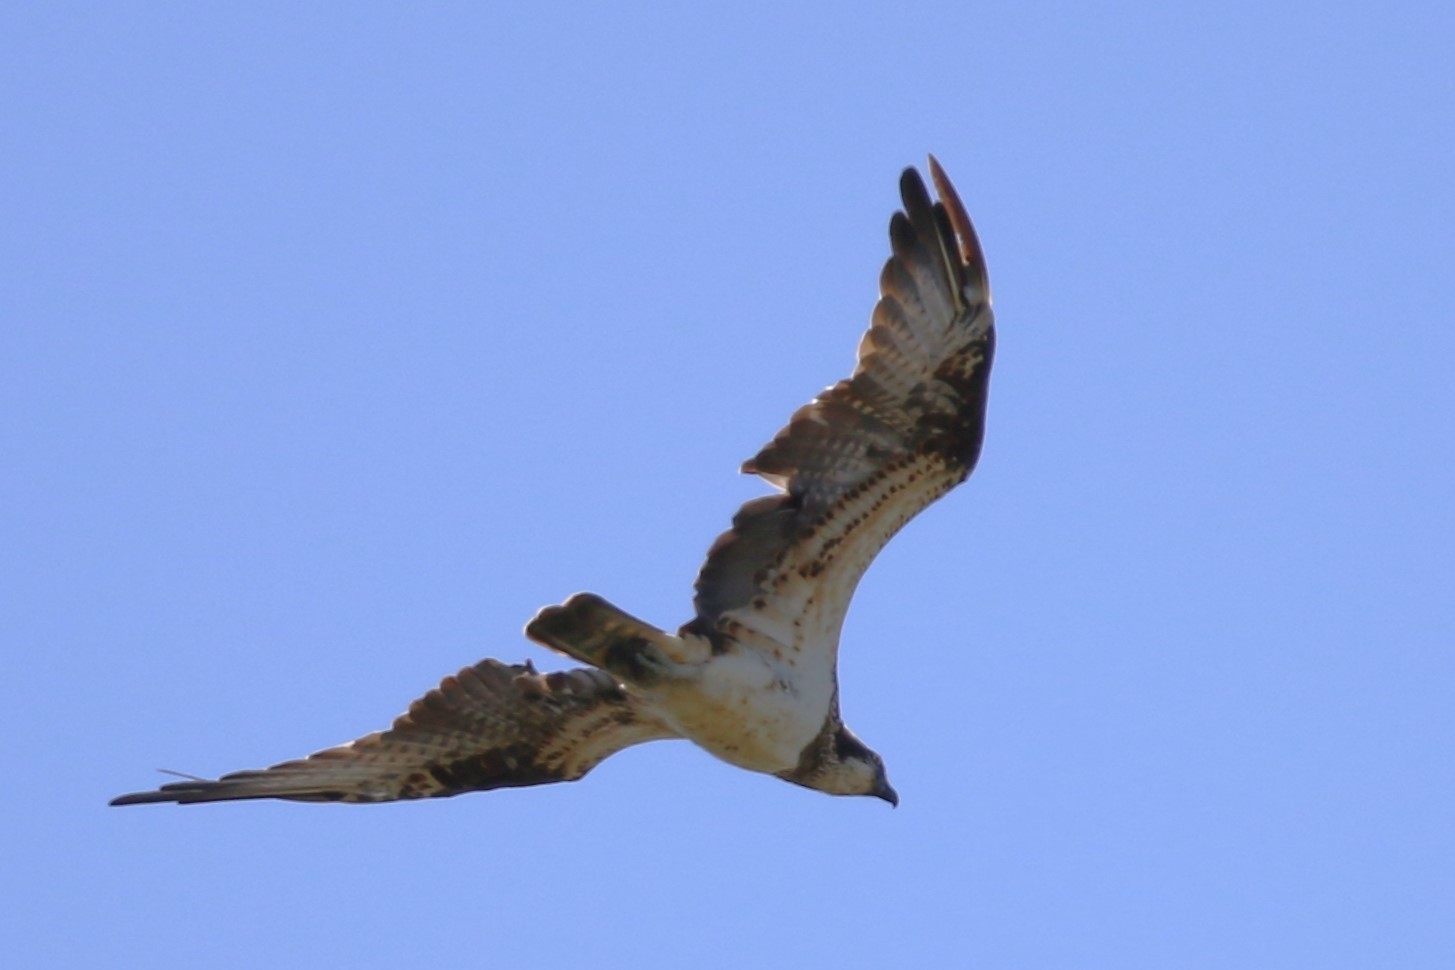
[112,157,995,809]
[657,646,822,774]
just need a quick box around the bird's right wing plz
[686,159,995,663]
[111,660,678,805]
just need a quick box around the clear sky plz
[5,3,1453,967]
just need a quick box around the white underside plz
[646,642,837,773]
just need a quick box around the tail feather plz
[526,593,690,673]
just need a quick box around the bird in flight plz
[111,157,996,809]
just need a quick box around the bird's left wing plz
[111,660,678,805]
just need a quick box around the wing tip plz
[109,781,242,806]
[923,154,990,304]
[111,768,220,806]
[110,790,176,807]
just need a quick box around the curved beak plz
[874,779,899,808]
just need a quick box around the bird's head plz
[783,726,898,807]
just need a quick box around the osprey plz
[111,157,995,809]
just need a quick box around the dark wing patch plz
[111,660,678,805]
[691,494,799,623]
[688,157,995,636]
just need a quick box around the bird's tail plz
[526,593,692,683]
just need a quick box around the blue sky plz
[5,3,1453,967]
